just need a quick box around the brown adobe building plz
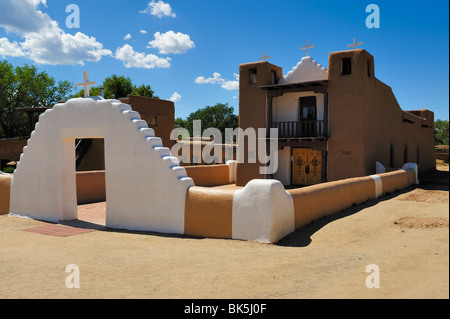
[236,49,435,187]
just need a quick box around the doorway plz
[75,138,106,226]
[292,148,322,186]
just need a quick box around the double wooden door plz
[292,148,322,186]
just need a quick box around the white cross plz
[77,71,96,97]
[258,51,272,62]
[300,41,315,57]
[347,38,363,50]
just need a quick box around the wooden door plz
[292,148,322,186]
[307,149,322,185]
[292,148,308,185]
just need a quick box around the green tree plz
[132,84,159,99]
[72,75,158,99]
[0,60,74,138]
[103,74,134,99]
[174,117,186,127]
[180,103,239,142]
[435,119,449,145]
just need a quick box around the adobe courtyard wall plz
[0,164,419,243]
[75,163,236,206]
[184,164,231,186]
[0,173,12,214]
[76,171,106,204]
[287,168,417,230]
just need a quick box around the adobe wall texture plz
[327,49,435,181]
[236,61,283,186]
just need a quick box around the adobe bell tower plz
[236,59,283,186]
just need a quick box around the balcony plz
[272,120,327,138]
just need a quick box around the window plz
[341,58,352,75]
[299,96,318,137]
[299,96,317,121]
[147,116,157,126]
[271,70,277,84]
[367,60,371,77]
[249,68,257,84]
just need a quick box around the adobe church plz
[236,47,435,187]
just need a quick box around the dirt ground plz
[0,165,448,300]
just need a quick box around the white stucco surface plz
[278,56,328,84]
[9,97,194,234]
[232,179,295,243]
[273,92,325,123]
[402,163,419,185]
[370,175,383,198]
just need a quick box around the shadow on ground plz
[277,169,449,248]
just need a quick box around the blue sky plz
[0,0,448,120]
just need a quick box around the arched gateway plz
[9,97,194,234]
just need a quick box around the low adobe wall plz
[184,186,235,238]
[76,171,106,205]
[183,165,419,242]
[184,164,231,186]
[287,176,376,229]
[2,164,419,243]
[0,173,12,214]
[287,168,417,230]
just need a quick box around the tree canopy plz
[71,74,158,100]
[0,60,73,138]
[176,103,239,142]
[435,119,449,145]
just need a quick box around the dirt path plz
[0,168,448,299]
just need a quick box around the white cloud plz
[148,31,194,54]
[195,72,239,91]
[115,44,170,69]
[195,72,223,84]
[139,30,148,34]
[0,0,50,34]
[140,1,176,18]
[0,0,111,65]
[169,92,182,102]
[0,37,25,57]
[124,34,132,40]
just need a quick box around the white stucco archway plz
[9,97,194,234]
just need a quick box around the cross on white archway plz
[77,71,96,97]
[347,38,363,50]
[258,51,272,62]
[300,41,315,57]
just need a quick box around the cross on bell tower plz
[258,51,272,62]
[347,38,363,50]
[77,71,97,98]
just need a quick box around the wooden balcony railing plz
[272,120,326,138]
